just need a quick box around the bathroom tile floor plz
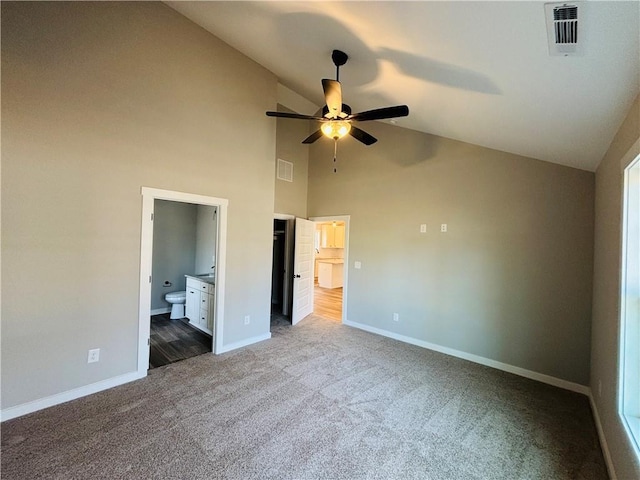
[149,313,212,369]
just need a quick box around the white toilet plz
[165,291,186,319]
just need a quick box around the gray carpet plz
[1,315,607,479]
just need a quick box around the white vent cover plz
[277,158,293,182]
[545,3,583,56]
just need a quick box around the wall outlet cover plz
[88,348,100,363]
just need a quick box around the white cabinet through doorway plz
[185,277,214,335]
[321,224,345,248]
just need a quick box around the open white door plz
[292,218,315,325]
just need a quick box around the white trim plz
[310,215,350,324]
[139,187,229,375]
[590,394,618,480]
[150,307,171,316]
[343,319,590,395]
[274,214,296,220]
[217,333,272,354]
[1,371,145,422]
[618,149,640,464]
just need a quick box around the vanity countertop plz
[185,274,215,285]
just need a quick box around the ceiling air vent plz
[545,3,583,56]
[277,158,293,182]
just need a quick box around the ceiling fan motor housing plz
[265,48,409,147]
[332,50,348,67]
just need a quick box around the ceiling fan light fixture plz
[321,120,351,140]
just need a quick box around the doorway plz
[148,199,217,368]
[271,219,287,315]
[138,187,229,376]
[270,214,294,326]
[311,218,347,322]
[271,215,349,327]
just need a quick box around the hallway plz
[313,280,342,321]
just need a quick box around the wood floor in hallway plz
[313,279,342,321]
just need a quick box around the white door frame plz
[310,215,350,323]
[274,213,295,316]
[138,187,229,375]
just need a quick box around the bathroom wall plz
[195,205,217,275]
[151,200,197,312]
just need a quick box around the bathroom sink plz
[196,274,215,282]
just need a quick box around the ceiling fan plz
[266,50,409,146]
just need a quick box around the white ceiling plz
[167,1,639,171]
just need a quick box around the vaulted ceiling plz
[167,1,640,171]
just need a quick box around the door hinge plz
[151,213,154,221]
[149,275,152,283]
[148,338,150,346]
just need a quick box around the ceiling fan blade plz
[322,79,342,119]
[349,126,378,146]
[348,105,409,122]
[302,129,324,144]
[266,111,323,121]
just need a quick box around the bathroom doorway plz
[311,216,348,322]
[148,199,217,368]
[138,187,229,375]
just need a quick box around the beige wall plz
[274,106,309,218]
[591,93,640,479]
[1,2,277,408]
[308,122,595,385]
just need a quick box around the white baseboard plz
[1,330,272,421]
[1,370,146,422]
[343,319,590,396]
[589,394,617,479]
[218,332,271,354]
[150,307,171,315]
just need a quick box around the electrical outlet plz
[244,315,250,325]
[393,313,399,322]
[354,261,362,269]
[87,348,100,363]
[440,224,447,232]
[420,224,427,233]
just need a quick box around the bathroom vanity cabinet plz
[185,276,214,335]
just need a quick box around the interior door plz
[292,218,315,325]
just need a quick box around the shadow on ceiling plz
[274,11,502,101]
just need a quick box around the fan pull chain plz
[333,139,338,173]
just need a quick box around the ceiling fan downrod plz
[332,49,348,83]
